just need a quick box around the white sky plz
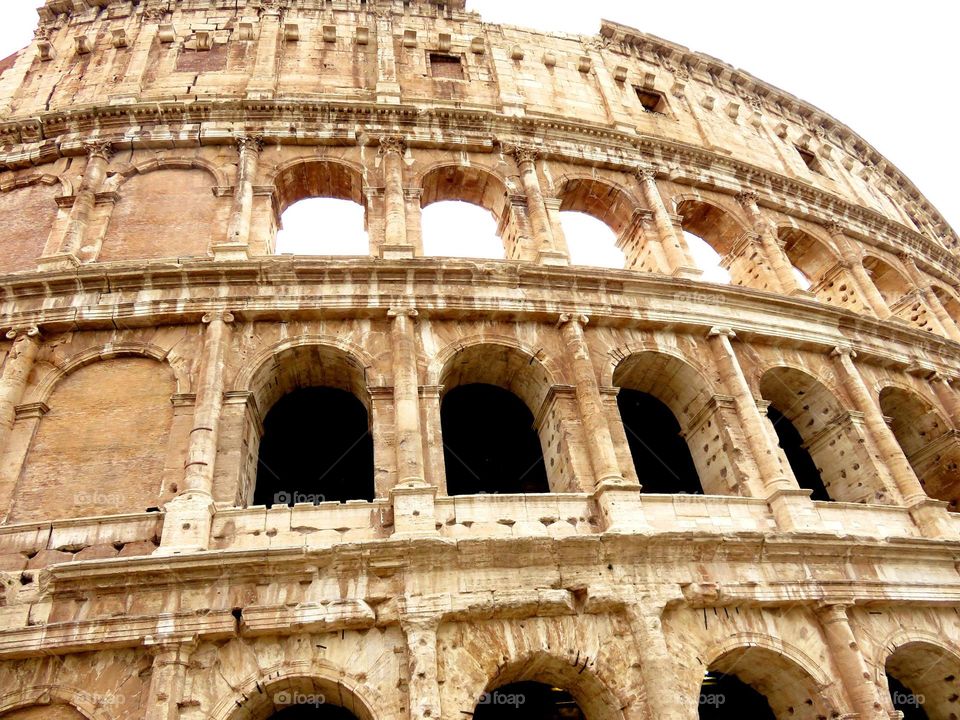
[2,1,956,274]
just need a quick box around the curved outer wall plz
[0,1,958,719]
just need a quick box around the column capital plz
[142,8,166,24]
[504,144,540,165]
[236,134,264,154]
[83,139,114,162]
[815,602,853,624]
[831,345,858,360]
[4,326,41,341]
[201,310,235,324]
[558,312,589,327]
[635,164,659,182]
[735,189,760,208]
[379,135,408,156]
[826,219,847,237]
[388,307,419,319]
[707,326,736,339]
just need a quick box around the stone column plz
[400,613,443,720]
[933,374,960,428]
[158,311,234,554]
[736,190,804,295]
[831,345,953,538]
[511,146,568,266]
[246,5,282,99]
[110,9,164,103]
[404,188,424,256]
[636,166,699,278]
[827,222,891,318]
[380,136,415,259]
[218,135,262,260]
[899,254,960,342]
[45,140,113,268]
[144,641,194,720]
[559,314,648,531]
[707,327,816,531]
[816,604,889,720]
[0,327,41,461]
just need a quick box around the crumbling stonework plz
[0,0,958,718]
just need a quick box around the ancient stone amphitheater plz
[0,0,958,718]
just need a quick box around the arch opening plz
[266,707,361,719]
[441,383,548,496]
[684,231,731,284]
[254,386,374,506]
[617,389,701,494]
[243,344,374,507]
[221,675,376,720]
[760,367,890,504]
[0,705,88,719]
[702,646,835,720]
[560,211,625,269]
[472,681,585,720]
[271,160,367,256]
[880,386,960,510]
[676,200,742,285]
[863,256,911,307]
[779,227,836,291]
[276,198,369,256]
[421,200,505,259]
[885,641,960,720]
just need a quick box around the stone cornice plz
[0,257,956,375]
[0,101,953,278]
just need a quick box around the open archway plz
[244,343,375,507]
[701,646,837,720]
[271,160,368,256]
[676,199,750,287]
[556,177,636,269]
[422,201,504,259]
[266,707,360,719]
[778,227,837,291]
[218,675,377,720]
[0,706,89,719]
[880,386,960,510]
[473,681,585,719]
[760,366,892,504]
[862,255,911,307]
[885,640,960,719]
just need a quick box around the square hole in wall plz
[635,87,667,114]
[429,52,464,80]
[795,146,825,175]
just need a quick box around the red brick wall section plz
[99,169,220,262]
[9,358,176,522]
[0,183,58,272]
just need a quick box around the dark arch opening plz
[441,383,548,496]
[254,387,374,506]
[618,389,701,494]
[267,706,361,719]
[766,405,830,501]
[886,673,929,720]
[472,681,585,719]
[699,671,775,719]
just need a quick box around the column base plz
[380,244,416,260]
[245,89,276,100]
[537,249,569,267]
[36,253,81,272]
[906,496,955,539]
[376,82,402,105]
[108,93,140,105]
[210,242,250,261]
[672,265,703,280]
[154,491,216,555]
[390,481,438,537]
[766,487,819,533]
[789,288,817,300]
[593,479,650,534]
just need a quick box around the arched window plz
[560,211,625,268]
[254,387,374,506]
[760,367,893,504]
[420,165,511,259]
[421,200,504,259]
[271,160,368,256]
[438,344,559,494]
[245,344,375,507]
[880,386,960,510]
[701,647,837,720]
[473,681,585,719]
[613,352,720,495]
[276,197,369,255]
[885,641,960,719]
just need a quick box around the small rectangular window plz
[795,146,824,175]
[635,87,667,114]
[430,53,464,80]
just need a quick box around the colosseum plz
[0,0,958,718]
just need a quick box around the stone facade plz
[0,0,957,718]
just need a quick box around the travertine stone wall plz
[0,1,958,719]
